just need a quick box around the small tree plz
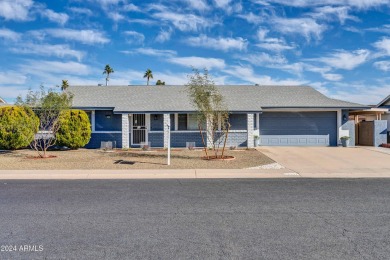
[156,80,165,85]
[56,110,91,149]
[186,69,230,159]
[0,106,39,150]
[144,69,153,85]
[103,64,114,86]
[16,87,73,158]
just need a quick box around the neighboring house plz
[68,85,368,149]
[376,94,390,142]
[0,96,6,106]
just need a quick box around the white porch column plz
[122,114,129,149]
[337,109,342,145]
[163,114,170,148]
[247,113,254,148]
[174,113,179,131]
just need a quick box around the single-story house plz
[0,96,6,106]
[376,94,390,143]
[68,85,375,149]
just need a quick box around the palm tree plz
[61,80,69,91]
[103,64,114,86]
[143,69,153,85]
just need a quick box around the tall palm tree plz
[103,64,114,86]
[61,80,69,91]
[143,69,153,85]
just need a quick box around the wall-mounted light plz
[343,114,347,121]
[105,114,111,119]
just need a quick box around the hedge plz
[0,106,39,150]
[56,110,91,149]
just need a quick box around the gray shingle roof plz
[68,85,366,113]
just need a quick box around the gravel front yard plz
[0,148,274,170]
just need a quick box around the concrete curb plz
[0,169,298,180]
[0,169,389,179]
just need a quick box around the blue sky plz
[1,0,390,105]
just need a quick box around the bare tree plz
[16,87,73,158]
[186,69,230,159]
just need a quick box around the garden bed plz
[0,148,274,169]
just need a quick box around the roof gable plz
[377,94,390,107]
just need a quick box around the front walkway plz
[257,146,390,178]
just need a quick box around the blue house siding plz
[149,132,164,147]
[150,114,163,131]
[217,132,247,147]
[85,133,122,149]
[171,132,206,147]
[95,110,122,131]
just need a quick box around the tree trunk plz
[221,123,230,159]
[199,124,208,158]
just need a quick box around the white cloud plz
[236,12,263,24]
[223,65,306,85]
[44,29,110,44]
[374,61,390,71]
[254,0,389,9]
[20,60,91,75]
[122,48,176,57]
[238,52,287,65]
[186,34,248,51]
[168,56,226,69]
[373,38,390,56]
[68,7,93,16]
[309,6,359,24]
[256,28,295,52]
[314,49,370,70]
[322,73,343,81]
[329,83,390,105]
[40,9,69,25]
[0,0,33,21]
[213,0,242,13]
[272,17,327,41]
[184,0,210,11]
[155,28,173,43]
[10,43,84,61]
[0,28,21,41]
[123,31,145,44]
[123,3,140,12]
[108,12,125,22]
[0,71,27,85]
[152,10,218,32]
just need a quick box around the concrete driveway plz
[257,146,390,178]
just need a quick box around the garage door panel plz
[260,112,337,146]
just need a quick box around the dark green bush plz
[56,110,91,149]
[0,106,39,150]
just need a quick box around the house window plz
[177,114,204,130]
[178,114,187,130]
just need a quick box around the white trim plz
[174,113,178,131]
[122,113,130,149]
[92,131,122,134]
[263,108,341,112]
[91,110,96,132]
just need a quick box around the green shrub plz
[0,106,39,150]
[56,110,91,149]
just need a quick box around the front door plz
[132,114,146,145]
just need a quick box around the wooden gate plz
[357,121,374,146]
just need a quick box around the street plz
[0,179,389,259]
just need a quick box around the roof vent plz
[255,84,259,86]
[98,84,103,86]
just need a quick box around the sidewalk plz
[0,168,389,180]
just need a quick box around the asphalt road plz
[0,179,389,260]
